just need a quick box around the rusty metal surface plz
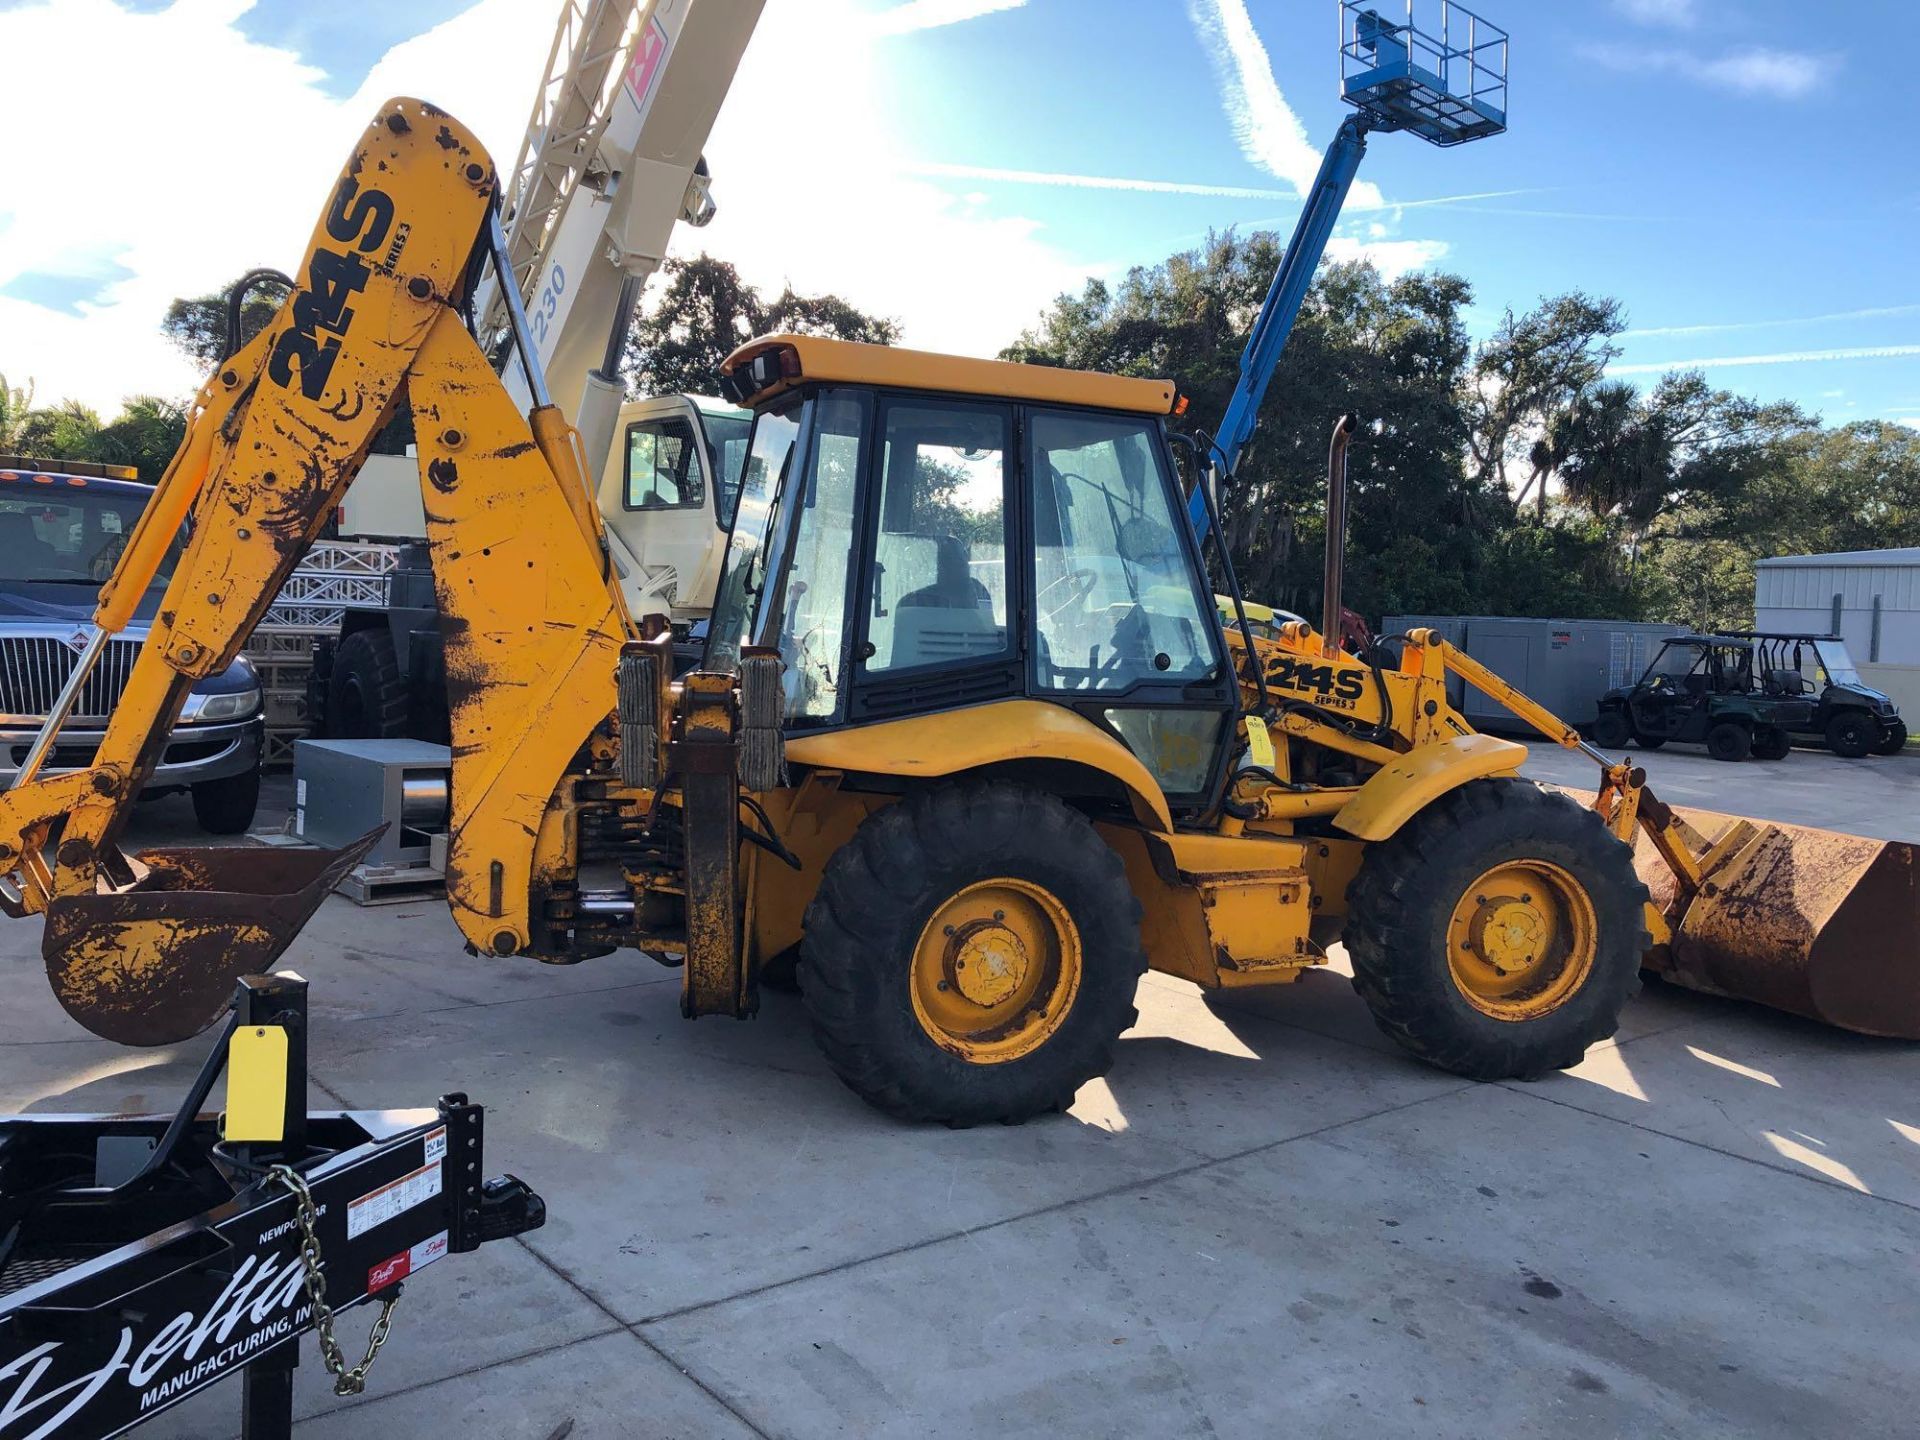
[43,829,383,1046]
[1621,799,1920,1039]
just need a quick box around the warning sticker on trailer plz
[346,1159,442,1239]
[424,1124,447,1165]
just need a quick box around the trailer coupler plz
[0,972,544,1439]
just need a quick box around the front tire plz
[1707,721,1752,762]
[1751,725,1792,761]
[191,766,261,836]
[1345,779,1648,1081]
[800,782,1145,1125]
[1827,711,1877,759]
[1874,720,1908,756]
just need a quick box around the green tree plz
[1006,233,1490,619]
[83,396,189,484]
[0,374,35,452]
[161,274,288,372]
[623,255,901,396]
[1467,293,1624,509]
[15,399,103,462]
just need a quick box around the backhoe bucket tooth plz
[43,829,384,1047]
[1629,805,1920,1039]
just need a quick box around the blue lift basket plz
[1340,2,1508,146]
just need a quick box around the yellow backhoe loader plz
[4,103,1913,1124]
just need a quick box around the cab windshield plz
[1813,640,1862,687]
[0,479,183,589]
[705,400,801,673]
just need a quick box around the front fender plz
[1333,733,1527,842]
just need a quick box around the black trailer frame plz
[0,974,543,1439]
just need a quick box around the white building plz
[1755,547,1920,712]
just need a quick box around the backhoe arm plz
[0,100,631,1046]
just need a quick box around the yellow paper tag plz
[225,1025,289,1143]
[1244,715,1276,771]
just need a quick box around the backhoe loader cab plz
[707,335,1236,808]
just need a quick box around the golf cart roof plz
[1715,631,1846,644]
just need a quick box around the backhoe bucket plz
[43,830,382,1047]
[1630,804,1920,1039]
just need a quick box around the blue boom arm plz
[1188,113,1372,541]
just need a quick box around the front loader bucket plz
[43,830,383,1047]
[1628,804,1920,1039]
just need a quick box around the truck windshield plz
[700,410,752,529]
[706,400,802,672]
[0,481,182,588]
[1813,640,1862,687]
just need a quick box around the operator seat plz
[891,535,1000,668]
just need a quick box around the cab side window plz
[864,400,1011,675]
[624,417,704,510]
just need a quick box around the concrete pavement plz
[4,748,1917,1437]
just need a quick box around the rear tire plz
[1827,711,1877,759]
[1751,725,1792,761]
[1706,722,1752,762]
[800,782,1145,1125]
[1345,779,1648,1081]
[1874,720,1909,757]
[191,767,260,836]
[327,629,408,739]
[1590,709,1631,749]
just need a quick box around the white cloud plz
[903,162,1298,202]
[0,0,1082,410]
[1613,0,1700,29]
[1186,0,1384,209]
[1325,237,1450,277]
[675,0,1093,358]
[1624,303,1920,339]
[0,0,551,413]
[1611,345,1920,376]
[869,0,1027,36]
[1899,418,1920,431]
[1587,43,1843,100]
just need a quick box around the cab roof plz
[0,456,150,497]
[721,334,1180,417]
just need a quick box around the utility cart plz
[0,974,543,1438]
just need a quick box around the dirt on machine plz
[0,15,1911,1126]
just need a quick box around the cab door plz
[1023,408,1233,806]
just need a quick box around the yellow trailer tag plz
[1245,715,1276,771]
[225,1025,289,1143]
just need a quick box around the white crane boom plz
[479,0,763,465]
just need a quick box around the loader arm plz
[2,100,634,1046]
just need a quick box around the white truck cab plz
[595,393,750,625]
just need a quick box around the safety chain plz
[269,1163,401,1396]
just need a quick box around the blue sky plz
[1,0,1915,432]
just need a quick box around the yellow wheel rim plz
[910,878,1083,1065]
[1445,860,1597,1021]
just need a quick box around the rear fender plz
[784,701,1174,832]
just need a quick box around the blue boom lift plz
[1189,1,1509,542]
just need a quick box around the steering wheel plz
[1647,675,1673,693]
[1037,567,1099,623]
